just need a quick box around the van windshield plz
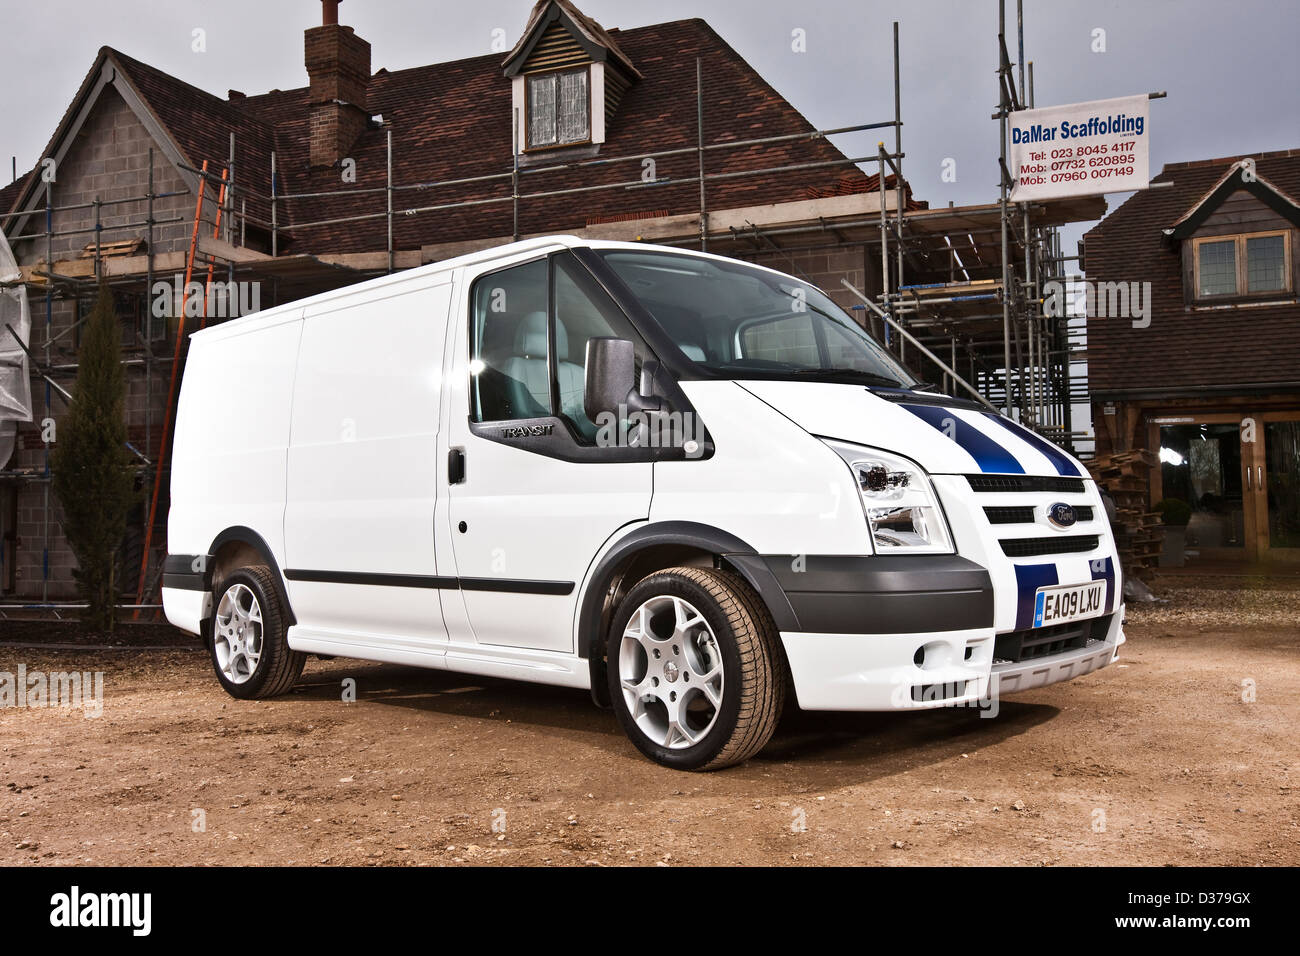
[596,250,916,388]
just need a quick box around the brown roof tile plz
[0,175,28,221]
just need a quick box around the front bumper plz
[734,548,1124,711]
[780,609,1124,711]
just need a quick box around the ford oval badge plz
[1047,502,1077,528]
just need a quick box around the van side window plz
[470,253,644,443]
[470,259,550,423]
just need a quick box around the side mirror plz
[585,337,662,421]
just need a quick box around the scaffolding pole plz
[697,58,708,252]
[997,0,1015,417]
[387,129,394,273]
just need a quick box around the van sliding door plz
[283,279,455,655]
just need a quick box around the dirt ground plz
[1,575,1297,866]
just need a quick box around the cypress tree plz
[50,282,137,631]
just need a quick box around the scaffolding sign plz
[1009,94,1151,202]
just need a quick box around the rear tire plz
[209,565,305,700]
[607,566,785,770]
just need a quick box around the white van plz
[163,236,1124,770]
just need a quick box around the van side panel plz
[282,279,453,650]
[163,312,305,633]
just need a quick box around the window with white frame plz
[1193,230,1292,299]
[527,68,590,149]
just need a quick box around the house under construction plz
[0,0,1103,605]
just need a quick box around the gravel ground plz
[1128,574,1300,630]
[0,576,1296,867]
[0,620,196,648]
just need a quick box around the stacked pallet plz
[1086,449,1164,581]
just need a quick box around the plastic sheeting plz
[0,227,33,469]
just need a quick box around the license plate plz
[1033,582,1105,627]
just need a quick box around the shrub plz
[1156,497,1192,527]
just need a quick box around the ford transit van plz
[163,236,1124,770]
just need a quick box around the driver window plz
[469,254,644,443]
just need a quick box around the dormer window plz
[504,1,642,157]
[1193,231,1291,300]
[527,68,590,148]
[1169,158,1300,305]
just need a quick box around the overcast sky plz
[3,0,1298,251]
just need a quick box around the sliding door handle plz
[448,447,466,485]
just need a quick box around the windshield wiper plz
[787,368,904,387]
[698,363,907,388]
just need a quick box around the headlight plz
[825,442,954,554]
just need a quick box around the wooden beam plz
[196,235,270,264]
[414,193,903,262]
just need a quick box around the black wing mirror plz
[584,337,662,421]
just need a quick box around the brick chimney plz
[305,0,371,168]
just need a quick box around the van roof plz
[189,235,796,342]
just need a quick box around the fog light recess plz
[914,641,953,671]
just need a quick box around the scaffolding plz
[0,10,1112,609]
[859,0,1101,451]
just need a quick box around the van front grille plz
[984,504,1094,526]
[984,506,1036,524]
[1000,535,1099,557]
[994,614,1112,663]
[966,475,1086,494]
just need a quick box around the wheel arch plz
[206,526,297,627]
[578,521,797,706]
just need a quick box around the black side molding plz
[284,569,458,589]
[460,576,574,596]
[283,568,573,596]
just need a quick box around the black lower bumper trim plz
[755,554,994,634]
[161,554,210,592]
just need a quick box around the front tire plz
[209,565,305,700]
[607,567,785,770]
